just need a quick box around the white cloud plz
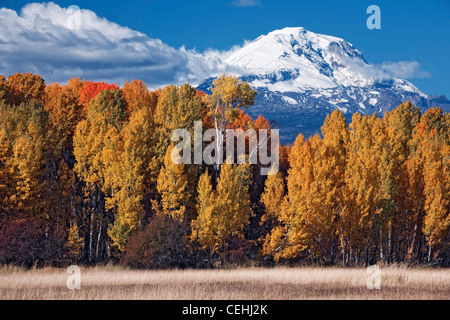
[180,43,251,83]
[231,0,262,7]
[340,55,430,83]
[0,2,240,89]
[377,61,431,79]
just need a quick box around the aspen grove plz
[0,72,449,268]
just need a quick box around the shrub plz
[121,215,189,269]
[0,215,47,268]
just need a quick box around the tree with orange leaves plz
[7,73,46,105]
[121,80,157,114]
[411,108,450,262]
[0,75,11,103]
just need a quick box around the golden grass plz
[0,265,449,300]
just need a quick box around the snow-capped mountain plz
[198,27,450,144]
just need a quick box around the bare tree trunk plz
[213,103,224,180]
[408,222,417,263]
[341,236,346,267]
[89,210,93,262]
[427,243,432,264]
[379,229,384,263]
[96,221,102,260]
[330,234,335,265]
[388,225,392,263]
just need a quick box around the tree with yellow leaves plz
[340,113,389,265]
[153,83,206,205]
[262,111,349,263]
[0,125,14,223]
[73,89,128,259]
[154,83,206,155]
[259,170,286,257]
[205,75,256,177]
[106,105,158,251]
[382,101,421,262]
[0,95,74,264]
[191,170,215,250]
[191,162,253,261]
[260,170,285,229]
[155,145,190,222]
[261,134,311,261]
[0,99,62,219]
[318,110,349,263]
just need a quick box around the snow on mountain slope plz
[225,27,368,90]
[198,27,450,144]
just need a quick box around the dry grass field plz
[0,265,449,300]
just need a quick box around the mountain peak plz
[225,27,372,92]
[268,26,306,35]
[266,26,341,43]
[200,27,449,143]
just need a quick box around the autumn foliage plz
[0,72,449,268]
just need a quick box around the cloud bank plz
[377,61,431,80]
[0,2,429,89]
[338,54,430,84]
[0,2,241,88]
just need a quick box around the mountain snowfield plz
[198,27,450,143]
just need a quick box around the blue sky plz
[1,0,450,97]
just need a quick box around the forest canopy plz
[0,72,449,268]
